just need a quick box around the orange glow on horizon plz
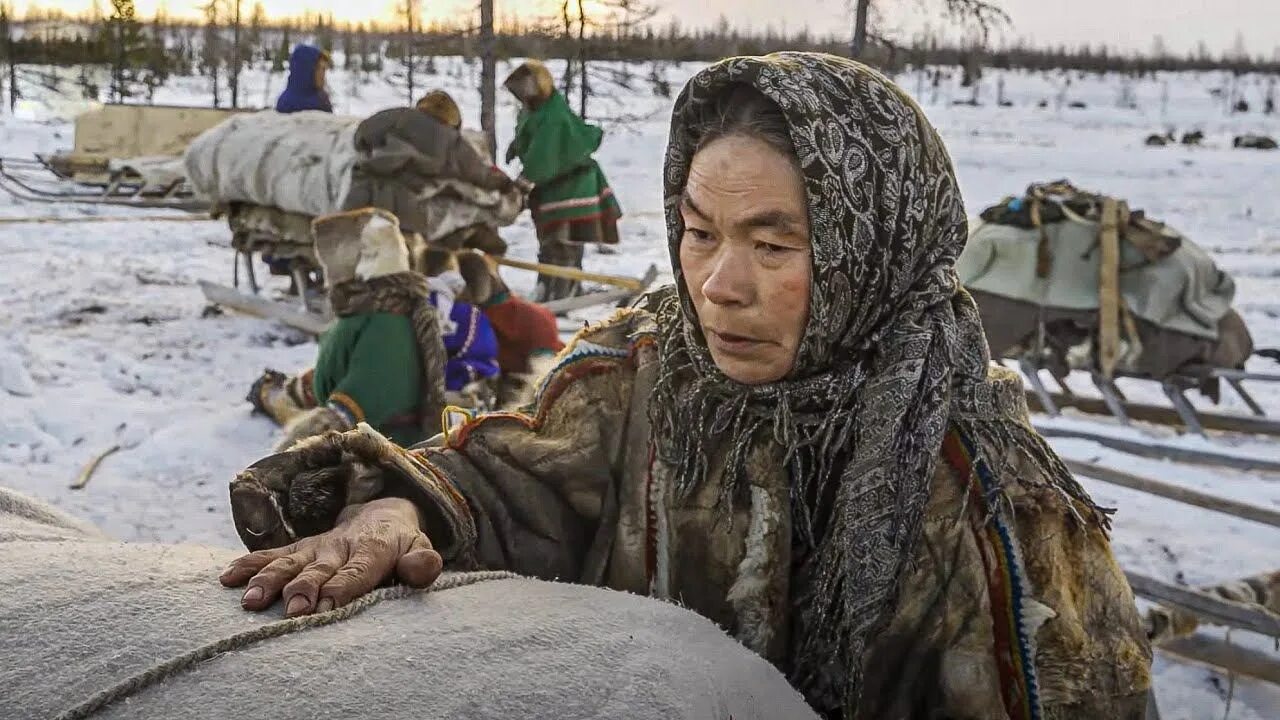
[11,0,622,26]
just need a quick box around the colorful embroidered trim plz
[941,428,1043,720]
[457,306,481,356]
[444,326,642,450]
[531,339,630,400]
[327,391,366,425]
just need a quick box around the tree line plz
[0,0,1275,114]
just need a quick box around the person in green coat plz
[248,208,449,450]
[503,59,622,301]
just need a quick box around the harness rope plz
[54,571,518,720]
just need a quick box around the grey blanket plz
[959,216,1236,341]
[0,487,817,720]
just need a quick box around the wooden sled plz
[199,262,660,337]
[0,104,248,212]
[1017,357,1280,440]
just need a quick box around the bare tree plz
[851,0,1009,60]
[1,4,16,113]
[576,0,587,116]
[229,0,242,108]
[202,0,222,108]
[479,0,497,159]
[401,0,420,105]
[851,0,871,59]
[550,0,657,119]
[560,0,574,93]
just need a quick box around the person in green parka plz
[247,208,449,450]
[503,59,622,301]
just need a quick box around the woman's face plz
[679,134,811,385]
[313,59,330,91]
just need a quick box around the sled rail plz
[199,281,333,336]
[1064,459,1280,528]
[1025,390,1280,437]
[1033,423,1280,473]
[1126,571,1280,638]
[1156,632,1280,686]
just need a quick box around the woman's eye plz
[684,228,713,244]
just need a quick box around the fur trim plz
[275,405,354,452]
[312,208,403,285]
[355,213,412,280]
[415,90,462,129]
[504,60,555,104]
[726,484,785,657]
[231,423,477,558]
[497,353,561,411]
[651,460,672,599]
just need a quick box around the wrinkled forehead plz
[666,54,926,230]
[663,53,964,363]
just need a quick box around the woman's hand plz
[219,497,443,617]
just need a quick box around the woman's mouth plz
[706,329,768,354]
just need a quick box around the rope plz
[53,570,518,720]
[0,211,212,222]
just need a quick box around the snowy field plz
[1,58,1278,717]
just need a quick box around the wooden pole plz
[1065,459,1280,529]
[1097,197,1122,378]
[489,255,651,291]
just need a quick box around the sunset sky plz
[13,0,1278,56]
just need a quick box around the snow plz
[1,59,1278,717]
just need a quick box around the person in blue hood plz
[275,44,333,114]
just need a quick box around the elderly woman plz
[222,54,1151,719]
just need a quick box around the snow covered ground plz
[1,58,1278,717]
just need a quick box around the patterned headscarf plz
[647,53,1093,716]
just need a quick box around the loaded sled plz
[0,103,242,211]
[183,109,654,316]
[959,180,1280,439]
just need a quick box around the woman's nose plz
[701,245,754,307]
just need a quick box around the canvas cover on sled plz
[0,486,817,720]
[958,211,1251,378]
[183,111,521,243]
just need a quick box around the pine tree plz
[141,9,171,102]
[357,23,370,72]
[107,0,147,103]
[0,5,15,113]
[202,0,222,107]
[273,24,291,73]
[316,14,334,54]
[247,1,265,65]
[342,28,355,70]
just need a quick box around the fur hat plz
[312,208,410,284]
[503,60,555,106]
[455,250,506,305]
[417,244,459,279]
[416,90,462,129]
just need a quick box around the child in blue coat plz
[275,44,333,114]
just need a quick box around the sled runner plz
[960,180,1280,442]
